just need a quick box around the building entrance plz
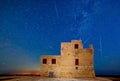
[49,72,54,78]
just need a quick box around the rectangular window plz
[75,44,79,49]
[52,59,56,64]
[75,59,79,65]
[43,59,47,64]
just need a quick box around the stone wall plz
[40,40,95,78]
[40,56,61,77]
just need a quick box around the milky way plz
[0,0,120,75]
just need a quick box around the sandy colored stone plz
[40,40,95,78]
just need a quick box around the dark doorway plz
[49,72,54,78]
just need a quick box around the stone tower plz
[40,40,95,78]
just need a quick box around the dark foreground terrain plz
[0,76,119,81]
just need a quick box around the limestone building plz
[40,40,95,78]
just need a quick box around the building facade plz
[40,40,95,78]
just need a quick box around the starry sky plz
[0,0,120,75]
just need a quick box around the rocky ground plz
[37,78,112,81]
[0,76,113,81]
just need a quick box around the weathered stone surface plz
[40,40,95,78]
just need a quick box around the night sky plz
[0,0,120,75]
